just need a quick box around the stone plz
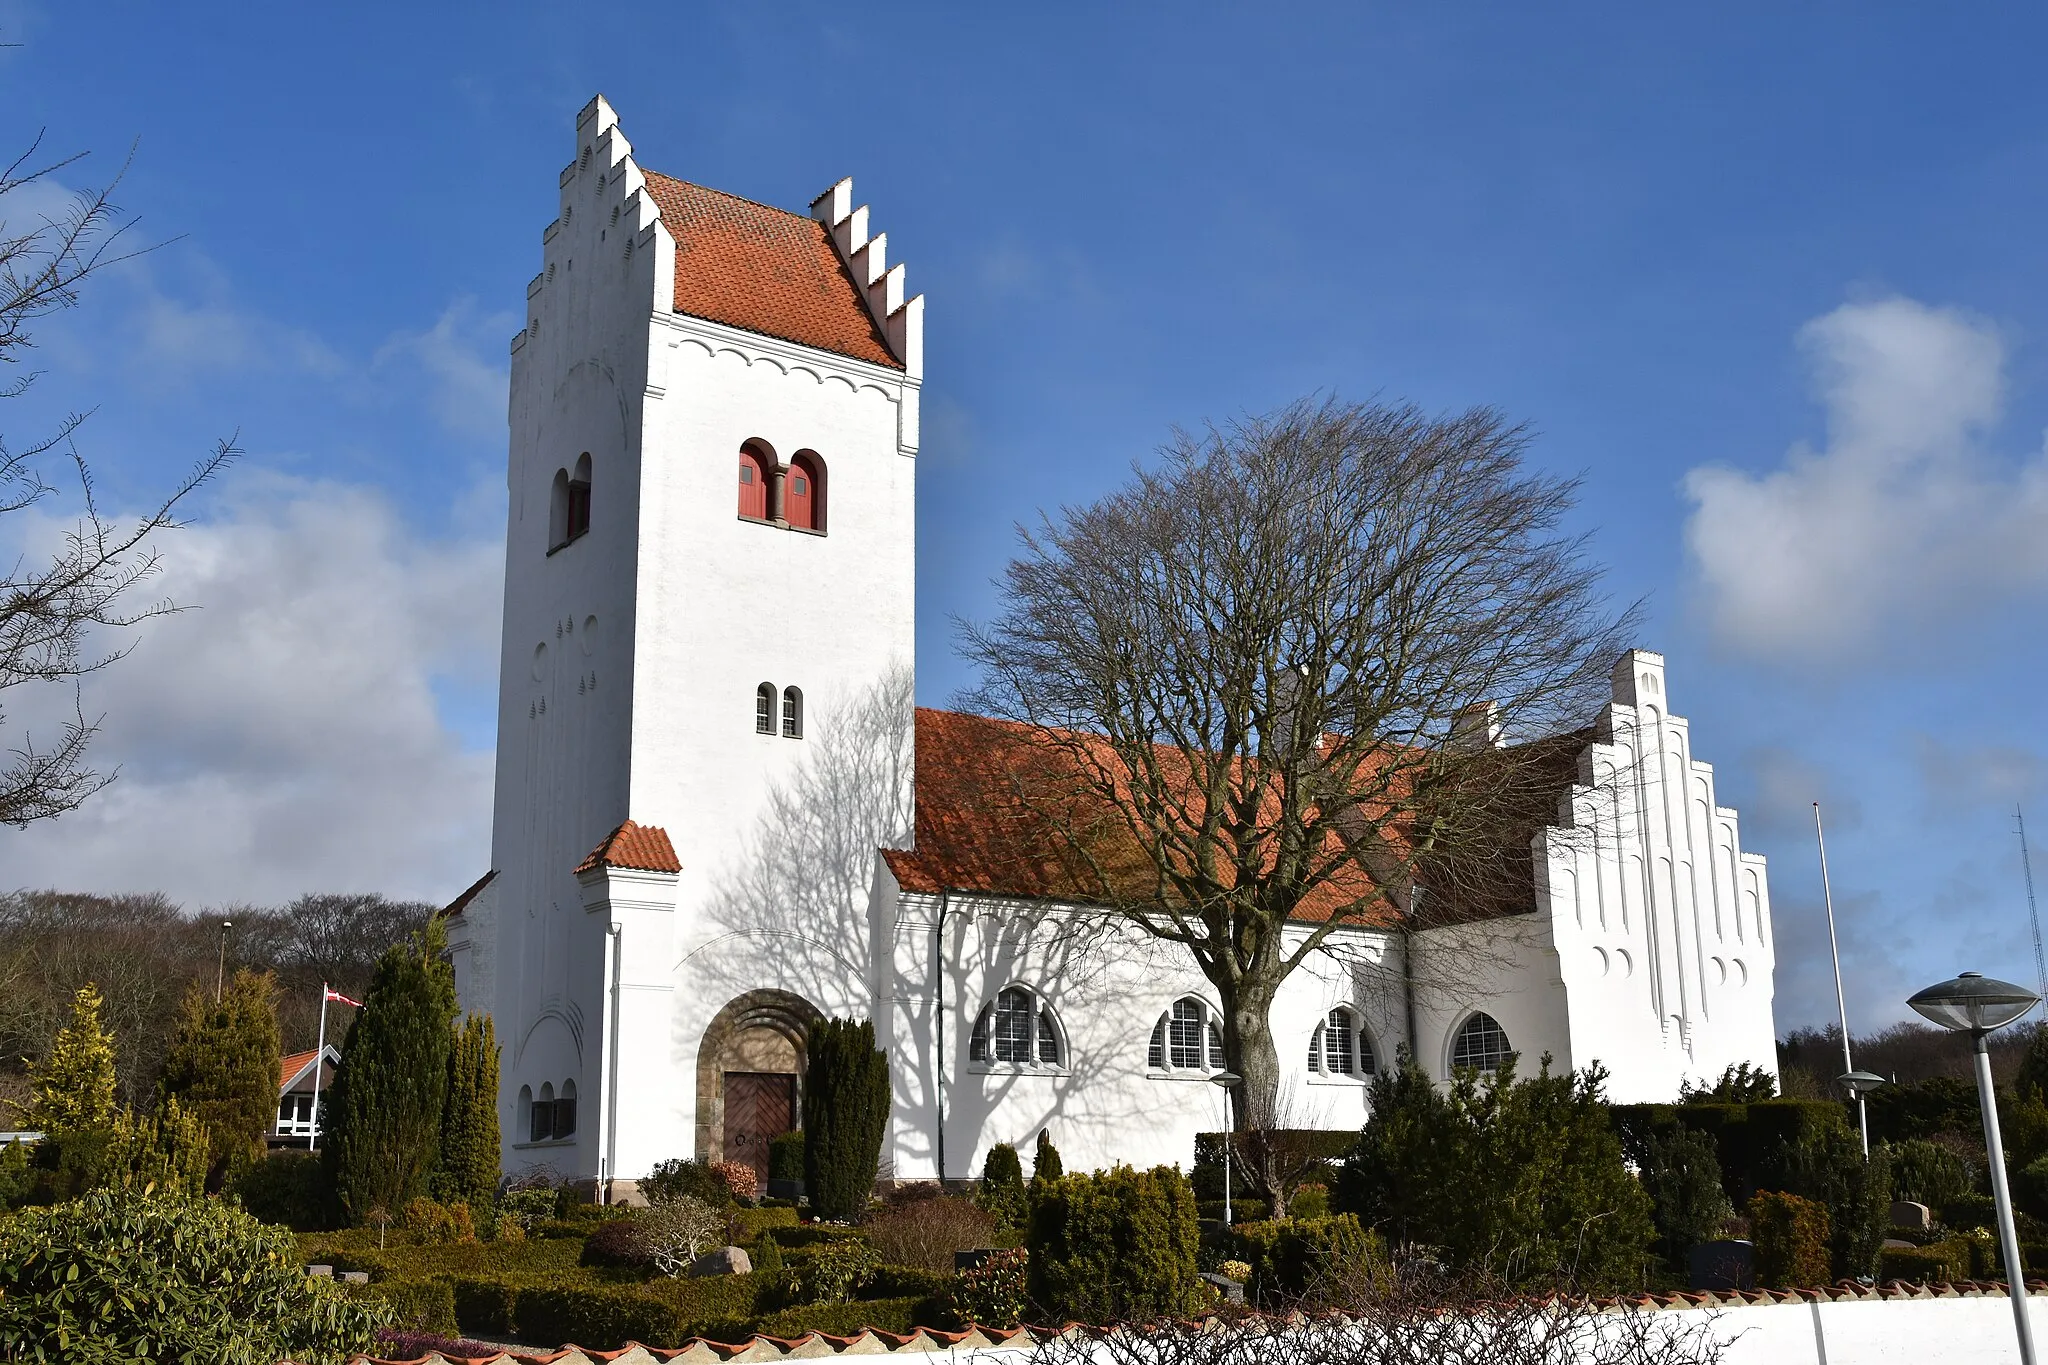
[340,1270,369,1285]
[1892,1200,1933,1230]
[306,1264,333,1278]
[1199,1271,1246,1304]
[691,1245,752,1277]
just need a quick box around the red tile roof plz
[884,709,1404,926]
[279,1048,326,1092]
[576,820,682,876]
[641,171,901,370]
[440,869,496,920]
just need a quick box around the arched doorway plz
[696,989,822,1181]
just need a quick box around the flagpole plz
[309,983,329,1151]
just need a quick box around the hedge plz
[453,1276,520,1337]
[1027,1166,1204,1323]
[1191,1131,1352,1201]
[346,1276,458,1336]
[757,1295,927,1339]
[1879,1241,1970,1285]
[511,1282,687,1350]
[732,1206,801,1241]
[1196,1199,1271,1224]
[1750,1191,1831,1289]
[1225,1214,1381,1307]
[294,1230,587,1282]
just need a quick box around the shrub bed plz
[1225,1214,1381,1306]
[1027,1165,1203,1323]
[757,1295,925,1339]
[345,1276,458,1336]
[1878,1241,1970,1284]
[1749,1190,1831,1289]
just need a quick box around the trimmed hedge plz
[1879,1241,1970,1285]
[1027,1165,1203,1324]
[453,1276,519,1337]
[347,1276,458,1336]
[757,1295,927,1339]
[511,1283,686,1350]
[732,1205,801,1241]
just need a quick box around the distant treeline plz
[1780,1018,2038,1095]
[0,890,435,1115]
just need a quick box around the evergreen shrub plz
[1031,1130,1063,1184]
[1781,1124,1892,1280]
[769,1131,807,1183]
[757,1296,924,1339]
[235,1150,331,1230]
[802,1018,891,1220]
[435,1013,501,1212]
[643,1156,735,1208]
[0,1188,387,1364]
[1027,1165,1202,1323]
[952,1246,1029,1328]
[731,1205,800,1239]
[1639,1124,1734,1268]
[580,1215,656,1270]
[1943,1192,1996,1231]
[1878,1239,1970,1284]
[347,1275,458,1336]
[157,969,282,1173]
[1748,1190,1832,1289]
[1889,1138,1975,1211]
[978,1143,1028,1231]
[1225,1213,1381,1306]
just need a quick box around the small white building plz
[448,95,1782,1199]
[273,1044,340,1146]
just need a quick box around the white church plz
[445,96,1783,1201]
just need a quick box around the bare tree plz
[959,398,1632,1133]
[1,133,237,826]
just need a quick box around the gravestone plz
[1891,1200,1933,1231]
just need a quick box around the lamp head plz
[1838,1069,1886,1096]
[1210,1071,1242,1088]
[1907,972,2040,1035]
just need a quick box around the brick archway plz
[695,988,823,1165]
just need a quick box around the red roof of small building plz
[641,171,901,370]
[440,869,496,920]
[279,1048,327,1092]
[576,820,682,876]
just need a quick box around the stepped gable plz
[640,171,900,369]
[574,820,681,876]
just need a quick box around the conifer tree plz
[801,1017,890,1220]
[1032,1129,1063,1186]
[322,920,458,1225]
[157,969,281,1173]
[434,1012,501,1211]
[23,984,119,1135]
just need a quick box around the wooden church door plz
[722,1071,794,1181]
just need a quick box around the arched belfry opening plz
[695,989,823,1179]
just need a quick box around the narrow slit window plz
[756,683,775,734]
[782,686,803,739]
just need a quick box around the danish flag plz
[325,988,363,1008]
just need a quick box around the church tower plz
[448,96,921,1195]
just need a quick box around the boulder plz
[692,1245,753,1277]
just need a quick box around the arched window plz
[548,469,570,550]
[969,987,1063,1067]
[555,1079,578,1138]
[1450,1012,1512,1074]
[566,454,592,541]
[756,683,775,734]
[1149,997,1225,1072]
[1310,1007,1375,1077]
[738,441,773,520]
[531,1082,555,1142]
[517,1084,534,1138]
[782,686,803,739]
[787,451,825,532]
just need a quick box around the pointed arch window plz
[549,456,592,553]
[530,1082,555,1142]
[1149,997,1226,1073]
[969,986,1063,1068]
[756,683,776,735]
[1450,1012,1512,1074]
[782,686,803,739]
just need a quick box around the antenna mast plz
[2022,806,2046,1003]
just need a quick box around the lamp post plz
[1838,1069,1886,1157]
[1210,1070,1241,1225]
[1909,972,2041,1365]
[215,919,234,1003]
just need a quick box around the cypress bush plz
[22,984,118,1136]
[768,1130,806,1183]
[0,1187,387,1364]
[323,920,460,1226]
[1026,1165,1203,1323]
[435,1012,501,1212]
[1781,1123,1892,1281]
[234,1151,331,1230]
[1639,1124,1734,1269]
[1749,1190,1832,1288]
[978,1143,1028,1231]
[157,969,282,1175]
[801,1018,890,1220]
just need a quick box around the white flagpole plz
[1814,802,1868,1154]
[308,984,330,1151]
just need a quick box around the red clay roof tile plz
[576,820,682,876]
[641,171,901,370]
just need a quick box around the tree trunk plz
[1222,978,1283,1131]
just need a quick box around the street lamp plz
[1838,1070,1886,1156]
[1909,972,2041,1365]
[215,920,234,1003]
[1210,1071,1242,1225]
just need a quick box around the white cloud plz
[373,300,514,440]
[1683,296,2048,664]
[2,469,502,908]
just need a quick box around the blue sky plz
[5,4,2048,1034]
